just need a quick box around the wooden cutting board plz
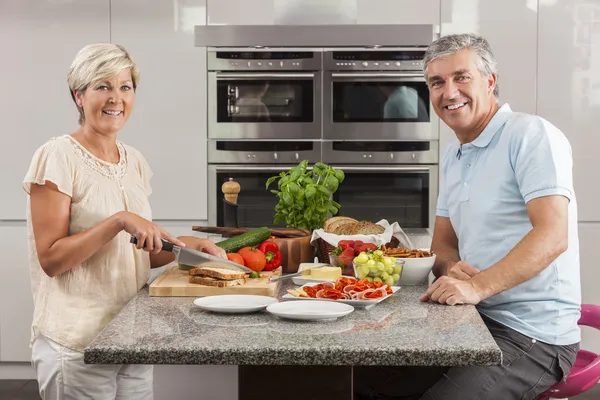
[149,265,282,297]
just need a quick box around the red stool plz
[537,304,600,399]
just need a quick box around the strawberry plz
[338,240,355,251]
[338,247,355,265]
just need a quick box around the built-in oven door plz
[330,166,438,230]
[208,164,437,231]
[208,72,321,139]
[208,165,306,228]
[323,72,438,140]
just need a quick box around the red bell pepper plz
[258,241,282,271]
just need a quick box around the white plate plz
[283,283,401,309]
[193,295,278,314]
[266,300,354,321]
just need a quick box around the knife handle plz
[129,236,174,252]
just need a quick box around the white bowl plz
[396,254,436,286]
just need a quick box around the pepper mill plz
[221,178,241,204]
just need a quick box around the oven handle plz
[216,72,315,79]
[214,166,304,171]
[213,165,431,172]
[331,72,424,79]
[330,166,431,172]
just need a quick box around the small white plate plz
[283,283,401,310]
[266,300,354,321]
[193,294,278,314]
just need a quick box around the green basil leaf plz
[304,208,312,220]
[334,169,345,183]
[282,192,293,205]
[278,175,290,188]
[327,204,339,214]
[266,176,278,189]
[305,185,317,200]
[290,168,302,181]
[288,182,300,195]
[317,186,331,196]
[325,175,339,192]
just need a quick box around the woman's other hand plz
[193,238,227,260]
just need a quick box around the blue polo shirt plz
[437,103,581,345]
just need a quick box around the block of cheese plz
[309,266,342,280]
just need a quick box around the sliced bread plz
[188,266,246,280]
[326,217,358,234]
[189,276,246,287]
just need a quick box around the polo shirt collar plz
[470,103,512,148]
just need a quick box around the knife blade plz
[129,236,254,274]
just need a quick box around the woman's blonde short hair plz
[67,43,140,124]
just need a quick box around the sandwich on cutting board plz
[188,263,246,287]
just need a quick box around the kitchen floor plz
[0,379,599,399]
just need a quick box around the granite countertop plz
[84,280,502,366]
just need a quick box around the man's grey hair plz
[423,33,499,98]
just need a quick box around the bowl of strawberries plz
[329,240,378,276]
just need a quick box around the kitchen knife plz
[129,236,254,274]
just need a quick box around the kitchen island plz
[84,278,501,399]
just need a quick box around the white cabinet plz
[274,0,357,25]
[207,0,274,25]
[110,0,209,220]
[537,0,600,222]
[0,0,110,220]
[0,224,34,362]
[357,0,440,25]
[438,0,538,153]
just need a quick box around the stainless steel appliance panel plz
[207,140,322,164]
[208,71,321,140]
[208,164,306,228]
[208,50,322,71]
[328,165,438,230]
[322,140,439,164]
[323,71,437,140]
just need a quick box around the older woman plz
[22,43,226,400]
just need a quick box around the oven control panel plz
[325,50,426,71]
[208,51,322,71]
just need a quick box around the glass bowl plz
[353,259,405,287]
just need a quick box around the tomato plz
[237,247,266,272]
[227,253,245,266]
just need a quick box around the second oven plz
[322,48,438,141]
[207,50,322,140]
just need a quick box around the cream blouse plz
[23,135,153,352]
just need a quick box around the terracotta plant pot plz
[271,235,315,273]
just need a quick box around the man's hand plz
[419,276,482,306]
[445,261,480,280]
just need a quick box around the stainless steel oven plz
[322,141,438,230]
[207,50,322,140]
[207,140,322,228]
[208,140,438,230]
[323,48,438,141]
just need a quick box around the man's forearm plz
[470,226,567,300]
[431,244,460,278]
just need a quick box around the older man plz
[355,33,581,400]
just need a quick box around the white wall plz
[1,0,599,395]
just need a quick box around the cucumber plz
[216,227,271,253]
[178,263,194,271]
